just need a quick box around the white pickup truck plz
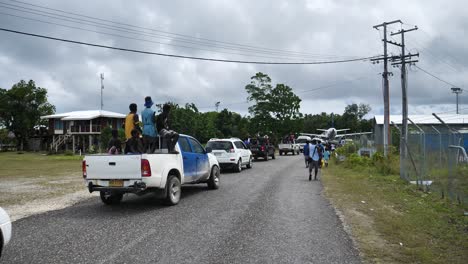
[278,139,300,156]
[82,134,220,206]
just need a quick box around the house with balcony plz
[41,110,125,153]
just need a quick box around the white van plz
[296,135,312,152]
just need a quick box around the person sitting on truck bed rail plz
[126,129,144,154]
[156,104,179,154]
[107,129,122,154]
[142,96,158,153]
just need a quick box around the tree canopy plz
[0,80,55,149]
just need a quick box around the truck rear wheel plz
[207,166,220,189]
[100,191,123,205]
[165,175,181,206]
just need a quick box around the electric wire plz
[0,27,380,64]
[414,65,461,88]
[1,0,362,59]
[0,11,329,61]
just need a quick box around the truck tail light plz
[261,146,265,151]
[141,159,152,177]
[82,160,87,178]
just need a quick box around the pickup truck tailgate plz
[85,155,142,180]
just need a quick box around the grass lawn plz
[0,152,84,207]
[322,162,468,264]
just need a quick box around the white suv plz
[206,138,253,172]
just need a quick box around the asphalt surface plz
[2,155,360,264]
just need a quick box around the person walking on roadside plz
[156,104,179,153]
[308,139,320,181]
[141,96,158,153]
[323,148,330,167]
[303,139,310,168]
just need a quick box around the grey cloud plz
[0,0,466,118]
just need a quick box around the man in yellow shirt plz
[124,103,141,140]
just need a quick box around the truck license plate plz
[109,179,123,187]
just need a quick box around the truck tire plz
[271,152,276,159]
[246,156,253,168]
[207,166,220,189]
[100,191,123,205]
[292,150,295,155]
[165,175,181,206]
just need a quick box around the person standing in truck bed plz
[141,96,158,153]
[156,104,179,153]
[123,103,141,140]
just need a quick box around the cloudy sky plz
[0,0,466,118]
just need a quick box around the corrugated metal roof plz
[374,114,468,125]
[41,110,125,120]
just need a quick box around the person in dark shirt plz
[156,104,179,153]
[107,129,122,154]
[126,129,144,154]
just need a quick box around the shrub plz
[64,150,74,156]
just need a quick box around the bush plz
[63,150,74,156]
[343,153,371,169]
[372,151,399,175]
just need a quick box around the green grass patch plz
[322,162,468,264]
[0,152,84,207]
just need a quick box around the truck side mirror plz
[205,147,212,153]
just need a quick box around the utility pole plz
[100,73,104,110]
[215,101,220,112]
[390,25,419,162]
[451,87,463,114]
[373,20,401,157]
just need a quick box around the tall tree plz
[245,72,301,138]
[0,80,55,150]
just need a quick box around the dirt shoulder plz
[0,152,96,221]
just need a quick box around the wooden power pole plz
[373,20,401,157]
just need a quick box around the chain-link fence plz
[401,124,468,208]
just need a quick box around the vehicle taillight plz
[261,146,265,151]
[141,159,152,177]
[229,148,236,153]
[82,160,87,178]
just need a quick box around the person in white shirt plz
[308,139,320,181]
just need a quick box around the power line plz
[3,0,361,59]
[414,65,461,87]
[0,11,330,61]
[0,27,380,64]
[198,74,379,110]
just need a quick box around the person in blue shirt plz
[141,96,158,153]
[308,139,320,181]
[323,148,330,167]
[303,139,310,168]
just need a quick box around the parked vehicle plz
[296,135,312,152]
[206,138,253,172]
[83,134,220,206]
[278,139,300,155]
[249,137,275,160]
[0,207,12,258]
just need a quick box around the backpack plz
[303,143,310,156]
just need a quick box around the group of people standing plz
[107,96,179,155]
[303,139,331,181]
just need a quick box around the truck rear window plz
[206,141,234,151]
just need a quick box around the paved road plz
[2,155,360,264]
